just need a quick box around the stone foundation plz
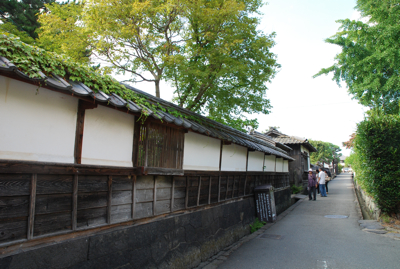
[354,179,381,220]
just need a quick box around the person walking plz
[307,168,317,200]
[316,168,320,194]
[325,169,330,194]
[318,168,327,197]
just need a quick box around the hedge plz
[354,111,400,214]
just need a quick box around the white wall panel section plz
[0,76,77,163]
[247,151,264,171]
[81,105,134,167]
[264,155,276,172]
[275,158,284,172]
[183,132,220,170]
[221,144,247,171]
[283,160,289,172]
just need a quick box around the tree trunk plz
[155,80,160,98]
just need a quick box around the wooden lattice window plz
[137,122,184,169]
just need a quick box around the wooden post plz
[153,176,157,215]
[132,118,141,167]
[144,123,150,167]
[74,100,97,164]
[72,174,78,230]
[170,177,175,212]
[132,175,136,219]
[219,140,223,171]
[196,176,201,206]
[218,141,223,203]
[74,101,86,164]
[107,176,112,224]
[27,174,37,239]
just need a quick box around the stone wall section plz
[354,179,381,219]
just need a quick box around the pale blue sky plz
[255,0,365,156]
[130,0,365,156]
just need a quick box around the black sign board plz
[254,185,276,223]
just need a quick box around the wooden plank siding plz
[0,167,289,247]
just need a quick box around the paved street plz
[217,174,400,269]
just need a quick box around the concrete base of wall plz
[0,199,256,269]
[354,180,381,220]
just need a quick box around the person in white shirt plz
[318,169,327,197]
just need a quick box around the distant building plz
[252,129,317,187]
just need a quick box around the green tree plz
[37,1,92,64]
[0,21,35,44]
[165,0,278,129]
[37,0,278,131]
[309,140,342,165]
[0,0,55,39]
[314,0,400,114]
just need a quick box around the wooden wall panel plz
[112,176,132,191]
[219,177,227,200]
[0,196,29,218]
[187,176,199,207]
[155,176,171,188]
[155,199,170,215]
[136,189,154,203]
[111,204,131,223]
[77,192,107,210]
[136,176,154,189]
[156,188,171,201]
[33,212,71,236]
[134,202,153,219]
[174,187,186,199]
[78,176,108,192]
[36,174,73,194]
[35,194,72,215]
[0,174,31,196]
[199,177,209,206]
[0,218,27,243]
[112,190,132,206]
[77,207,107,228]
[172,198,185,211]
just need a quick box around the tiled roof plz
[264,129,317,152]
[0,56,295,161]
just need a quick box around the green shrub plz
[354,111,400,214]
[338,164,344,173]
[291,185,302,194]
[250,218,266,233]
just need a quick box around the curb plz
[196,198,306,269]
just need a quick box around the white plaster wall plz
[81,105,134,167]
[183,132,220,170]
[247,151,264,171]
[0,76,77,163]
[264,155,276,172]
[221,144,247,171]
[283,160,289,172]
[275,158,284,172]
